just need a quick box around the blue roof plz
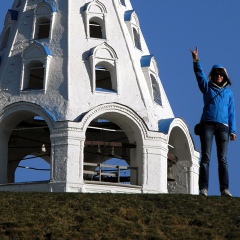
[44,0,57,12]
[35,41,52,56]
[88,47,94,57]
[43,45,52,56]
[43,107,57,122]
[141,55,154,67]
[158,118,175,134]
[124,10,135,21]
[8,10,18,21]
[83,2,91,11]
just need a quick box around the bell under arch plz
[81,103,148,187]
[0,0,200,193]
[0,102,55,184]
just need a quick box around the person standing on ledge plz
[190,46,236,197]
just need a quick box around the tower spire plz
[0,0,199,194]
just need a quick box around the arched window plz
[89,43,118,93]
[84,1,107,39]
[33,1,56,40]
[35,17,51,39]
[21,41,52,92]
[23,61,44,90]
[150,74,162,106]
[141,55,163,106]
[89,19,103,39]
[133,27,142,50]
[95,64,112,91]
[124,10,142,51]
[0,9,18,50]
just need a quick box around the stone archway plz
[80,103,149,187]
[159,118,200,194]
[0,102,55,184]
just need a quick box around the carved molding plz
[80,103,159,141]
[0,101,55,131]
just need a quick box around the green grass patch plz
[0,192,239,239]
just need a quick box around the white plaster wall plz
[0,0,174,132]
[0,0,199,194]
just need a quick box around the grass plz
[0,192,239,239]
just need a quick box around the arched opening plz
[23,61,44,90]
[84,117,138,185]
[15,156,50,183]
[150,74,162,106]
[95,64,113,91]
[167,126,192,193]
[89,43,118,93]
[84,1,107,40]
[133,27,142,50]
[0,27,10,50]
[35,17,50,39]
[89,20,103,39]
[7,116,51,183]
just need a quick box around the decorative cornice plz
[0,101,55,131]
[79,103,164,141]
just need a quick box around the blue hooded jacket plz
[193,60,236,134]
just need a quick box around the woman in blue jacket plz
[190,46,236,197]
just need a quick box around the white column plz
[50,122,85,191]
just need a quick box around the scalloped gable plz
[89,43,118,59]
[84,0,107,13]
[124,10,140,26]
[22,41,52,58]
[35,0,57,15]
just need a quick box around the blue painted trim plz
[96,88,117,93]
[124,10,135,21]
[88,47,94,57]
[83,2,90,11]
[141,55,154,67]
[44,0,57,12]
[158,118,175,134]
[34,41,52,56]
[43,107,57,122]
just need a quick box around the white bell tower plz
[0,0,199,193]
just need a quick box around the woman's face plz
[213,74,224,85]
[211,68,226,86]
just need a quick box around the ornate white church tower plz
[0,0,199,193]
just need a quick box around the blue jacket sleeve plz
[193,61,209,94]
[228,92,236,134]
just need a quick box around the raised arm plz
[190,46,199,62]
[190,46,208,93]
